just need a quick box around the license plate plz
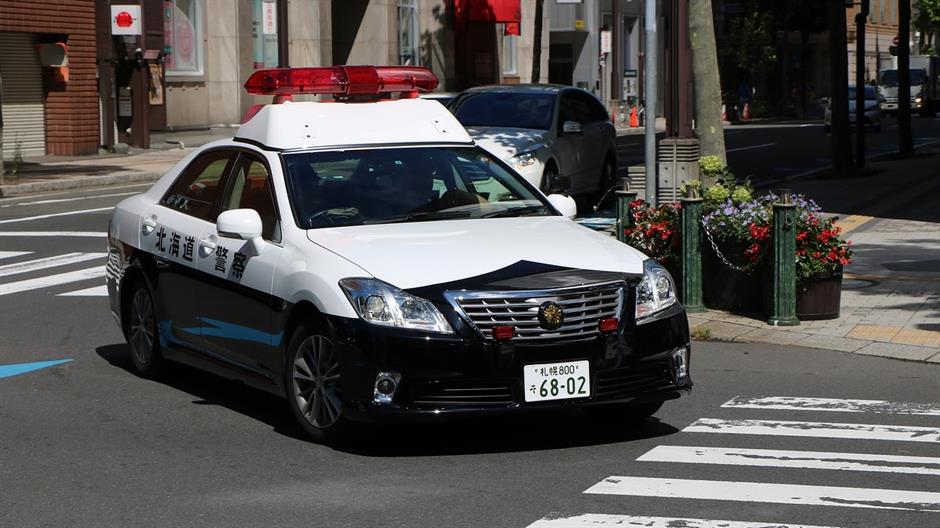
[523,360,590,402]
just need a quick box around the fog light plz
[671,346,689,380]
[492,325,516,341]
[373,371,401,405]
[598,317,619,333]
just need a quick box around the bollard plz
[769,189,800,326]
[615,180,638,244]
[679,186,705,312]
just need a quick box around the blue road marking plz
[0,359,73,379]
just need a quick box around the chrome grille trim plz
[444,281,626,342]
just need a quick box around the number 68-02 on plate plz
[523,360,591,403]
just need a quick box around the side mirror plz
[546,194,578,219]
[217,208,264,254]
[818,97,830,107]
[562,120,583,134]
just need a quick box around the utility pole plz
[855,0,869,170]
[898,0,913,156]
[645,0,657,205]
[828,0,853,177]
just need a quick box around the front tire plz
[540,162,559,194]
[125,279,164,377]
[285,323,350,443]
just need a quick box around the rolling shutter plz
[0,32,46,159]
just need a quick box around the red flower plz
[796,231,808,241]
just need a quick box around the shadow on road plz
[96,343,682,455]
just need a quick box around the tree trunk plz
[898,0,914,156]
[689,0,727,173]
[828,0,853,177]
[531,0,544,83]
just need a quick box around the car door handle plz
[198,237,217,258]
[141,217,157,235]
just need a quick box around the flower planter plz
[796,267,843,320]
[701,240,765,314]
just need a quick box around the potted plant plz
[791,202,852,319]
[623,199,682,279]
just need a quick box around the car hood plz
[465,126,549,160]
[306,217,646,290]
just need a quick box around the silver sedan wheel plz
[129,287,156,366]
[292,335,342,429]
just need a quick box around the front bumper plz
[324,309,692,423]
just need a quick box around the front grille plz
[447,282,625,342]
[413,381,515,406]
[595,363,674,399]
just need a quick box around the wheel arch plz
[118,254,158,340]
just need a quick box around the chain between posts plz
[700,221,766,273]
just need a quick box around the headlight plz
[510,151,539,171]
[915,96,923,104]
[635,260,678,323]
[339,278,453,334]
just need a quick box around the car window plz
[162,150,236,221]
[452,93,556,130]
[283,147,555,229]
[574,91,609,122]
[222,154,281,242]
[559,94,578,124]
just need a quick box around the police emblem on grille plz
[537,301,564,330]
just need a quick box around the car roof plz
[459,84,575,96]
[234,98,473,150]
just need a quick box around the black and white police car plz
[107,66,691,443]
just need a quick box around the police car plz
[106,66,691,443]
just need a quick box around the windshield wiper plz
[366,210,472,224]
[482,205,551,218]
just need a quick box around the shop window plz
[398,0,420,66]
[501,25,518,75]
[251,0,280,69]
[164,0,204,76]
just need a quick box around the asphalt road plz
[616,116,940,187]
[1,187,939,527]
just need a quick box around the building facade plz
[0,0,99,159]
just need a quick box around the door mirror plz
[546,194,578,219]
[562,120,583,135]
[217,208,265,253]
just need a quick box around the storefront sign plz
[111,5,142,36]
[263,0,277,35]
[600,30,612,54]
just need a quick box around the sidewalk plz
[0,127,235,197]
[688,151,940,363]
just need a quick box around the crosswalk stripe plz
[0,206,114,225]
[527,513,839,528]
[637,445,940,476]
[723,396,940,416]
[0,267,105,296]
[0,191,137,208]
[584,476,940,512]
[0,231,107,237]
[0,253,106,278]
[58,285,108,297]
[683,418,940,443]
[0,251,31,260]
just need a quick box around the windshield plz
[452,93,556,130]
[848,86,878,100]
[283,147,554,229]
[880,69,926,87]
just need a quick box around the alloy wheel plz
[292,335,343,429]
[129,287,155,366]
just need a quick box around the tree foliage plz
[727,0,778,73]
[914,0,940,54]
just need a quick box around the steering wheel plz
[307,207,362,227]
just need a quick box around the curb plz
[0,171,164,197]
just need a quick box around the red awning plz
[454,0,521,25]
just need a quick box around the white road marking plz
[726,142,777,153]
[584,476,940,512]
[0,251,31,260]
[527,513,838,528]
[0,206,114,225]
[723,396,940,416]
[637,445,940,476]
[0,267,105,296]
[58,284,108,297]
[0,192,137,208]
[0,253,106,278]
[683,418,940,443]
[0,231,107,237]
[0,183,150,204]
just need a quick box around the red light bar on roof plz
[243,66,439,97]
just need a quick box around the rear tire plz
[285,322,351,444]
[125,278,165,378]
[584,401,663,424]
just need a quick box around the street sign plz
[110,5,141,36]
[893,35,900,45]
[600,30,612,54]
